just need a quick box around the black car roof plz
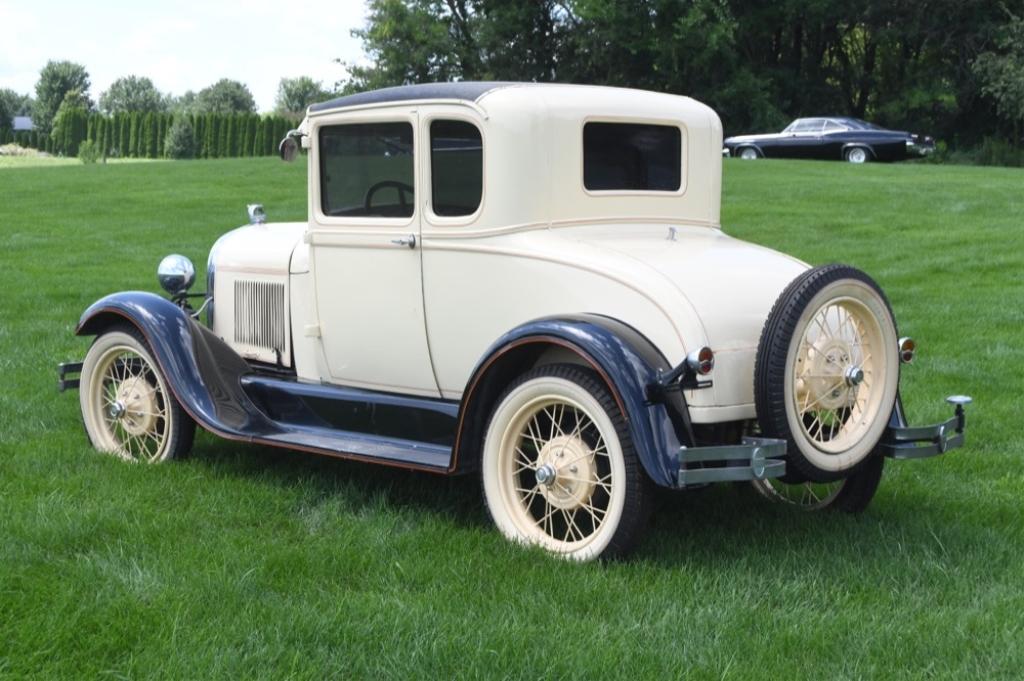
[308,82,516,113]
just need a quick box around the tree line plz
[340,0,1024,155]
[1,60,334,160]
[1,111,294,160]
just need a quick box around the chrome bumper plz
[881,396,970,459]
[677,436,787,486]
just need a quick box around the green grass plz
[0,153,163,169]
[1,157,1022,679]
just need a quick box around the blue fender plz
[452,315,688,488]
[76,291,277,438]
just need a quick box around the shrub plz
[77,139,101,164]
[164,116,196,159]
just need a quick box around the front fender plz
[453,314,689,487]
[77,291,274,437]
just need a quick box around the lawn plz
[1,156,1022,679]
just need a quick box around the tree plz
[193,79,257,114]
[99,75,169,114]
[341,0,1014,149]
[34,60,91,134]
[164,115,196,159]
[974,12,1024,146]
[274,77,331,118]
[128,112,141,157]
[51,92,89,156]
[173,90,197,113]
[0,89,33,118]
[0,95,10,134]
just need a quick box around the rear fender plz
[451,314,690,488]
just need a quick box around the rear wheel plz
[80,326,195,463]
[739,147,759,160]
[755,265,899,482]
[481,365,650,561]
[845,147,869,163]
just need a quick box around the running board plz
[257,427,452,471]
[239,375,459,472]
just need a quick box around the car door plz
[783,119,825,159]
[307,108,440,398]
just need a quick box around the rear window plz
[319,122,414,218]
[583,122,682,192]
[430,120,483,217]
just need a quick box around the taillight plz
[899,337,916,364]
[686,346,715,375]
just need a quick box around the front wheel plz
[481,365,650,560]
[80,326,195,463]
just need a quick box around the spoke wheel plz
[752,453,885,513]
[756,265,899,482]
[80,327,194,463]
[482,365,649,561]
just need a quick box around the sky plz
[0,0,369,112]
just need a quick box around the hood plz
[208,221,307,275]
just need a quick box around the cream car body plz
[210,84,805,420]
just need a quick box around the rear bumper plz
[881,396,969,459]
[677,436,787,486]
[672,396,970,488]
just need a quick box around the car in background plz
[724,117,935,163]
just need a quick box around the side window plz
[583,122,681,192]
[791,119,823,133]
[319,122,414,218]
[430,120,483,217]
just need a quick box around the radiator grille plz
[233,280,286,355]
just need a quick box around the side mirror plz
[279,131,301,162]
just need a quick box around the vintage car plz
[724,117,935,163]
[59,83,970,561]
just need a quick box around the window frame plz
[422,111,486,226]
[579,116,688,198]
[311,111,419,229]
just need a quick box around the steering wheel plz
[363,181,414,214]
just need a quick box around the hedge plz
[11,111,294,160]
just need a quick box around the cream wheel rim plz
[792,298,882,452]
[494,392,620,554]
[87,344,173,462]
[753,477,844,510]
[785,283,898,472]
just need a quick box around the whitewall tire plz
[755,265,899,482]
[481,365,650,561]
[80,326,195,463]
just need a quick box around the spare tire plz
[755,264,899,482]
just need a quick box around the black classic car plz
[724,117,935,163]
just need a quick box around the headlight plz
[157,254,196,296]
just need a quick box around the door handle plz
[390,234,416,249]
